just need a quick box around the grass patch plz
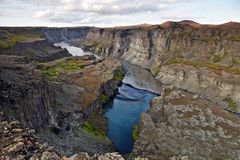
[132,125,139,141]
[227,36,240,42]
[164,58,240,75]
[100,94,109,103]
[233,57,240,64]
[85,41,104,53]
[225,97,238,112]
[200,36,219,43]
[151,63,161,76]
[113,70,124,81]
[0,29,43,49]
[212,55,222,63]
[82,112,107,139]
[37,58,84,79]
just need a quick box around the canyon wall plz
[0,39,71,62]
[41,27,91,42]
[74,21,240,112]
[0,55,57,129]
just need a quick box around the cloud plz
[29,0,192,25]
[0,0,197,26]
[33,10,54,18]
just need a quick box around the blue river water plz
[104,83,158,154]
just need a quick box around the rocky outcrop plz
[0,115,125,160]
[155,63,240,112]
[0,114,60,160]
[121,60,162,94]
[133,86,240,160]
[0,39,71,62]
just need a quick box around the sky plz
[0,0,239,27]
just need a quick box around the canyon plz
[0,20,240,160]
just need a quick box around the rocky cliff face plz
[76,21,240,112]
[0,55,57,129]
[0,39,71,62]
[79,21,240,67]
[41,27,91,43]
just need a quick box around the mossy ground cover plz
[224,97,238,112]
[164,58,240,75]
[132,125,139,141]
[82,112,108,139]
[227,36,240,42]
[0,29,43,49]
[36,58,84,79]
[85,41,104,53]
[113,70,124,81]
[100,94,109,103]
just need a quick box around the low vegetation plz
[100,94,109,104]
[212,55,223,63]
[227,36,240,42]
[225,97,238,112]
[85,41,104,53]
[151,63,161,76]
[132,125,139,141]
[113,70,124,81]
[0,29,43,49]
[82,112,108,139]
[200,36,219,43]
[164,58,240,75]
[36,58,84,79]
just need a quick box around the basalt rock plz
[133,86,240,160]
[0,55,57,129]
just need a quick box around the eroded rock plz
[133,86,240,160]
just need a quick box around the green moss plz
[227,36,240,42]
[82,121,106,138]
[82,112,107,139]
[132,125,139,141]
[113,70,124,81]
[225,97,238,112]
[100,94,109,103]
[37,58,84,79]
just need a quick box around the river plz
[104,84,157,154]
[54,41,100,58]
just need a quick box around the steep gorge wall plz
[77,22,240,112]
[0,56,57,129]
[80,23,240,67]
[0,39,71,62]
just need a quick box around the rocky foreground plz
[133,86,240,159]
